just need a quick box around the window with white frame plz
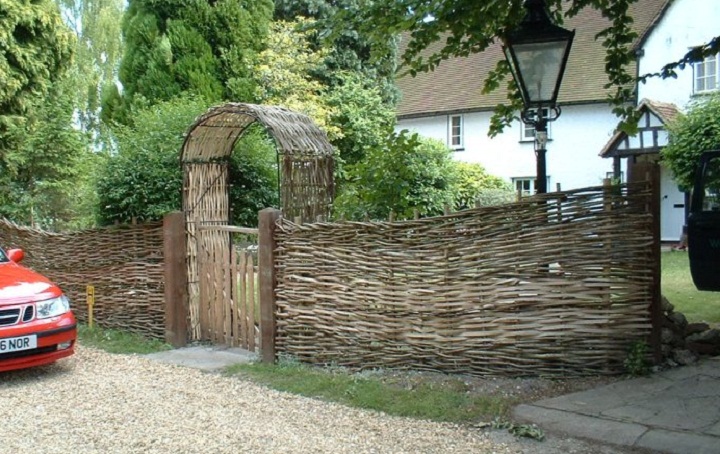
[512,177,537,196]
[448,115,463,149]
[694,53,719,94]
[519,108,551,142]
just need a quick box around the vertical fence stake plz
[163,212,188,347]
[628,161,662,364]
[259,208,281,363]
[648,163,662,364]
[86,285,95,329]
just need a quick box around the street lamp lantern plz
[502,0,575,194]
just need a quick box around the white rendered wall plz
[637,0,720,107]
[397,103,621,192]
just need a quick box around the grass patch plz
[662,251,720,324]
[77,324,171,354]
[225,359,512,424]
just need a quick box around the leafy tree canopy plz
[252,18,395,168]
[334,131,456,220]
[274,0,398,104]
[0,74,94,230]
[107,0,273,123]
[326,70,396,167]
[663,93,720,191]
[0,0,74,140]
[453,162,513,210]
[254,18,339,140]
[56,0,124,139]
[95,96,205,224]
[339,0,720,134]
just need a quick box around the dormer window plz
[694,53,719,94]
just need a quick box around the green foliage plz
[623,341,651,377]
[333,132,458,220]
[78,324,171,354]
[453,162,512,210]
[663,93,720,191]
[227,125,280,227]
[96,96,278,226]
[333,132,512,220]
[491,418,546,441]
[225,358,512,423]
[95,96,203,224]
[55,0,125,142]
[0,0,74,129]
[253,18,339,139]
[109,0,273,122]
[0,75,95,230]
[251,18,395,174]
[326,71,396,167]
[274,0,398,105]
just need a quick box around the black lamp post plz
[502,0,575,194]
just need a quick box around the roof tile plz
[396,0,671,118]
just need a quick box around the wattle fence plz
[269,183,659,376]
[0,219,167,340]
[1,179,661,377]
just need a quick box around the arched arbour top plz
[181,102,335,223]
[181,103,335,341]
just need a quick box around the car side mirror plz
[7,248,25,262]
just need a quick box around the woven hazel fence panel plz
[182,102,335,341]
[0,219,166,340]
[274,184,655,377]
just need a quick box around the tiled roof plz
[396,0,671,118]
[643,98,681,124]
[598,98,681,157]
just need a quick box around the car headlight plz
[36,295,70,319]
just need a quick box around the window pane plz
[524,126,535,139]
[449,116,462,147]
[695,54,719,92]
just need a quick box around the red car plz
[0,247,76,372]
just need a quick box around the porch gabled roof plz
[599,99,680,158]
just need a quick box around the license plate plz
[0,335,37,353]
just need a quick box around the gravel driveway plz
[0,346,637,454]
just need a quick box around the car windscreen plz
[0,248,8,263]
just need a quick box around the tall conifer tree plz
[104,0,273,124]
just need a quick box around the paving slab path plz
[515,356,720,454]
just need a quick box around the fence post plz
[648,162,662,364]
[629,161,662,364]
[163,211,188,347]
[259,208,281,363]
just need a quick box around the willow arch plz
[181,102,335,340]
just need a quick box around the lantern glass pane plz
[512,40,568,104]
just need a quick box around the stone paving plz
[514,355,720,454]
[145,344,257,372]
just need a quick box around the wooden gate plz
[196,224,258,349]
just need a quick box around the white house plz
[395,0,720,242]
